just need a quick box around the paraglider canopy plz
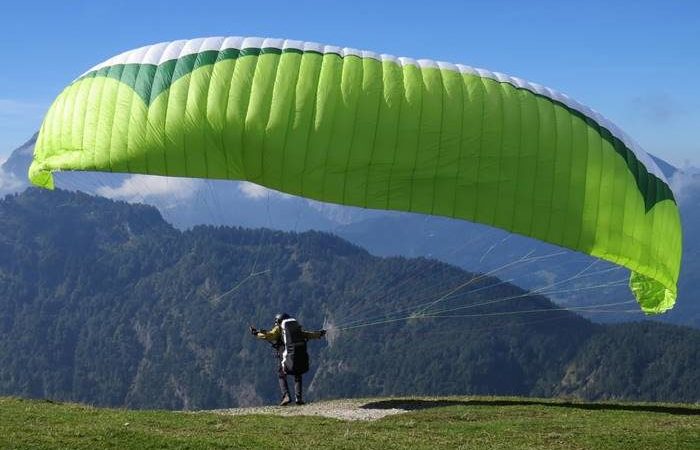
[28,36,682,314]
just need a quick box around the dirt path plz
[208,398,410,421]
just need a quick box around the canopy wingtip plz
[28,163,55,190]
[630,272,677,315]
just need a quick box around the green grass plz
[1,396,698,449]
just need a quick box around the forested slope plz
[0,189,697,408]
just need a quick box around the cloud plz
[630,93,686,124]
[238,181,291,200]
[96,175,202,207]
[238,181,268,199]
[0,156,25,196]
[669,166,700,202]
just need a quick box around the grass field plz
[1,396,698,449]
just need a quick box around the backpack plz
[280,318,309,375]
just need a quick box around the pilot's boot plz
[279,377,291,406]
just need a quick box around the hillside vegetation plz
[0,189,698,409]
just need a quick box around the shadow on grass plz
[360,398,700,416]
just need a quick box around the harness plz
[279,318,310,375]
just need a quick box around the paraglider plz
[250,313,327,405]
[28,36,681,314]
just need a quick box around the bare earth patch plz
[207,399,408,421]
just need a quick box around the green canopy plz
[29,36,682,313]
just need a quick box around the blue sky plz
[1,0,698,166]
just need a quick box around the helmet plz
[274,313,290,325]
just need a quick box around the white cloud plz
[238,181,291,200]
[238,181,268,199]
[0,157,24,196]
[669,168,700,203]
[97,175,202,206]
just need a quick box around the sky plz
[1,0,698,166]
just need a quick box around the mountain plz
[0,189,698,409]
[0,134,34,197]
[3,135,698,328]
[335,213,603,303]
[650,154,679,179]
[335,205,700,329]
[1,133,36,178]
